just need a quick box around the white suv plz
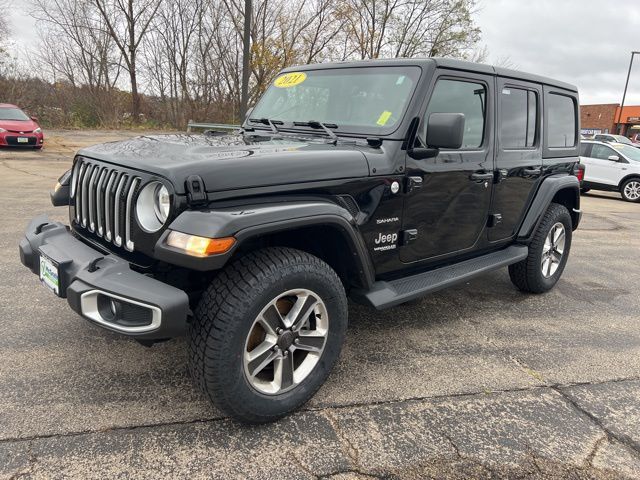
[580,141,640,202]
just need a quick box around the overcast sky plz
[6,0,640,105]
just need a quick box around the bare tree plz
[93,0,163,122]
[0,0,9,43]
[336,0,481,60]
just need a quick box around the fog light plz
[166,231,235,256]
[98,294,122,321]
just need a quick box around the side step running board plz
[354,245,528,310]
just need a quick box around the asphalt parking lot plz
[1,131,639,479]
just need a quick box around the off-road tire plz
[188,247,348,423]
[620,178,640,203]
[509,202,572,293]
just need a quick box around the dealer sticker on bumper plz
[39,255,60,296]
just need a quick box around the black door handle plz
[523,168,541,176]
[469,172,494,182]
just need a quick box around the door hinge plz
[487,213,502,228]
[186,175,207,205]
[401,229,418,245]
[405,176,423,194]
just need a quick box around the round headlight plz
[154,184,170,223]
[136,181,171,232]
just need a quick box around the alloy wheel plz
[243,289,329,395]
[541,222,566,278]
[623,181,640,201]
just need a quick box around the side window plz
[500,87,538,148]
[547,93,577,147]
[590,144,617,160]
[423,79,486,149]
[579,143,591,156]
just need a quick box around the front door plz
[401,72,494,263]
[582,143,627,186]
[488,78,543,242]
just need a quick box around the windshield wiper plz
[249,117,283,134]
[293,120,338,141]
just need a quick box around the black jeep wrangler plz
[19,58,582,423]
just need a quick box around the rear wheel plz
[189,247,348,423]
[509,203,572,293]
[620,178,640,202]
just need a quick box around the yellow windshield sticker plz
[376,111,393,126]
[273,72,307,88]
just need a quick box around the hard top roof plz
[280,57,577,92]
[0,103,19,109]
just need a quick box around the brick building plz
[580,103,640,138]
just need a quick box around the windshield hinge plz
[186,175,207,206]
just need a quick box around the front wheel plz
[621,178,640,202]
[509,203,572,293]
[189,247,348,423]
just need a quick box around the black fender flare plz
[154,199,375,288]
[517,174,580,242]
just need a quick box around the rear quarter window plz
[547,93,577,148]
[543,86,579,158]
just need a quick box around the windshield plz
[0,107,30,121]
[614,143,640,162]
[612,135,633,145]
[250,66,421,135]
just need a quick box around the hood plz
[0,119,39,133]
[78,133,372,195]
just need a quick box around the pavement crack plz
[9,441,36,479]
[323,410,360,470]
[441,433,462,459]
[553,386,640,460]
[290,451,320,479]
[584,435,607,468]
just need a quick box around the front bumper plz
[0,132,44,147]
[19,215,189,339]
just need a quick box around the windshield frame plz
[246,65,424,138]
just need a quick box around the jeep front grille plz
[70,158,141,252]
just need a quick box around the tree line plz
[0,0,483,129]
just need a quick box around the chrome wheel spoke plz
[284,293,319,331]
[294,333,325,353]
[274,354,295,390]
[246,343,278,377]
[259,304,283,336]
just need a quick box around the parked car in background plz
[593,134,638,148]
[580,140,640,202]
[0,104,44,149]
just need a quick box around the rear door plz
[582,143,626,185]
[489,78,542,242]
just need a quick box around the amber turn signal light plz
[166,231,236,257]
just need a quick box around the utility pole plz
[240,0,252,122]
[616,51,639,134]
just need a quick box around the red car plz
[0,104,44,149]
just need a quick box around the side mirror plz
[30,116,39,122]
[608,155,620,162]
[408,112,465,160]
[426,112,465,149]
